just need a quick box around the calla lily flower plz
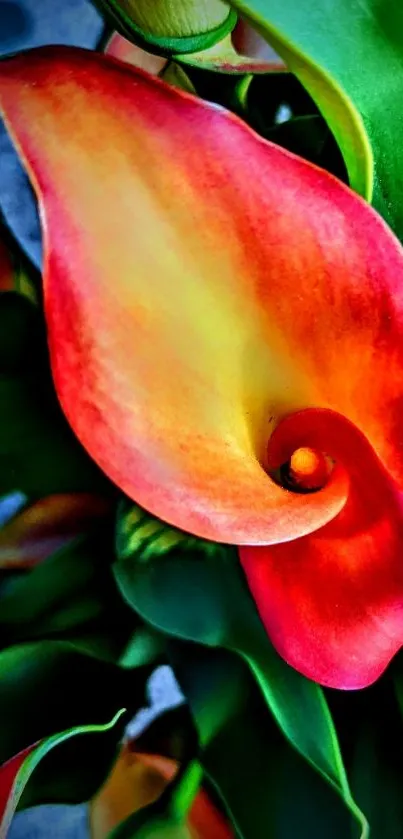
[1,46,403,689]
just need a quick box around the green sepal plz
[116,497,227,565]
[92,0,237,57]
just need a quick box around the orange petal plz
[1,47,403,547]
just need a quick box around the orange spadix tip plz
[289,447,330,490]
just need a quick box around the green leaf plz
[0,527,134,657]
[226,0,403,234]
[169,643,364,839]
[114,547,367,835]
[0,640,150,765]
[0,709,126,836]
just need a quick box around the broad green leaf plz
[169,643,363,839]
[0,640,150,764]
[226,0,403,238]
[114,546,367,835]
[0,709,126,838]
